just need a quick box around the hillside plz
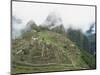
[11,25,92,74]
[12,14,96,74]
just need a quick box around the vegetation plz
[12,20,96,74]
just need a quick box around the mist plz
[12,16,25,39]
[12,1,95,38]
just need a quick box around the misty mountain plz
[86,23,95,36]
[12,16,38,39]
[41,12,65,34]
[12,16,22,24]
[12,14,96,74]
[85,23,96,55]
[43,12,63,28]
[12,16,24,39]
[12,25,92,74]
[66,25,96,55]
[24,20,37,32]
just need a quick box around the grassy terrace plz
[12,30,94,74]
[12,63,85,74]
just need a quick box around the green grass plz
[12,63,82,74]
[81,49,96,69]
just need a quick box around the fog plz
[12,1,95,37]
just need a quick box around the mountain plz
[43,12,62,28]
[12,22,96,74]
[51,24,65,34]
[66,28,90,52]
[86,33,96,55]
[12,15,96,74]
[85,23,96,55]
[24,20,37,32]
[86,23,95,36]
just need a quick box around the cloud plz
[12,1,95,33]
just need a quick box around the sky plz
[12,1,95,33]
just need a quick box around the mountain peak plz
[25,20,37,32]
[43,12,63,29]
